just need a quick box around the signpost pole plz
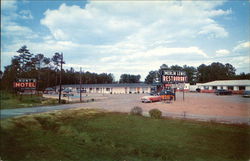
[58,53,63,104]
[80,67,82,102]
[183,83,185,101]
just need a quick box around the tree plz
[145,71,158,84]
[52,52,65,86]
[196,62,237,83]
[170,65,182,71]
[234,72,250,80]
[16,45,34,72]
[183,65,197,84]
[119,74,141,83]
[225,63,236,78]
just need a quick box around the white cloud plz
[41,1,230,44]
[4,1,249,80]
[37,1,233,80]
[19,10,33,19]
[198,24,228,38]
[206,9,232,17]
[215,49,230,56]
[233,41,250,52]
[1,0,17,11]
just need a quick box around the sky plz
[1,0,250,81]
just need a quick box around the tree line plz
[1,45,249,91]
[145,63,250,84]
[1,46,114,91]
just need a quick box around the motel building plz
[56,83,152,94]
[195,80,250,94]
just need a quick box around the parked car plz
[196,88,201,93]
[215,89,232,95]
[63,93,74,97]
[43,87,55,94]
[141,95,162,103]
[159,90,175,100]
[62,88,74,97]
[242,90,250,98]
[77,89,87,93]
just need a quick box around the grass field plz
[0,109,249,161]
[0,91,59,109]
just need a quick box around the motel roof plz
[198,80,250,86]
[56,83,152,88]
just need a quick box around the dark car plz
[242,90,250,98]
[196,88,201,93]
[215,89,232,95]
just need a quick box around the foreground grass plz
[0,91,58,109]
[0,109,249,161]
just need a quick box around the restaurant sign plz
[13,78,37,90]
[161,70,187,84]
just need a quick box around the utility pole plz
[58,53,63,104]
[80,67,82,102]
[182,83,185,101]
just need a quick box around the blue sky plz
[1,0,250,80]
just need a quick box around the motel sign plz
[13,78,37,90]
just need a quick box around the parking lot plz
[2,92,249,124]
[71,92,250,124]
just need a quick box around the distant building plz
[194,80,250,94]
[56,83,152,94]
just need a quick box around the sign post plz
[80,67,82,102]
[58,53,63,104]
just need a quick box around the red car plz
[141,95,162,103]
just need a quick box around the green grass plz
[0,109,249,161]
[0,91,58,109]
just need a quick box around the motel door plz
[136,87,140,93]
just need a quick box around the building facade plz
[56,83,152,94]
[194,80,250,94]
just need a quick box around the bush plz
[61,100,67,104]
[130,106,143,116]
[43,99,58,105]
[149,109,162,119]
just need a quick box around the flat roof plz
[199,80,250,86]
[56,83,152,88]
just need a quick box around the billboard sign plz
[161,70,187,84]
[13,78,37,90]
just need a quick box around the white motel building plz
[58,83,152,94]
[55,80,250,94]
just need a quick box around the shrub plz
[43,99,58,105]
[130,106,143,116]
[61,100,67,104]
[149,109,162,119]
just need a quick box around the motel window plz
[212,86,217,90]
[239,86,246,90]
[204,86,209,90]
[228,86,233,90]
[106,88,110,91]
